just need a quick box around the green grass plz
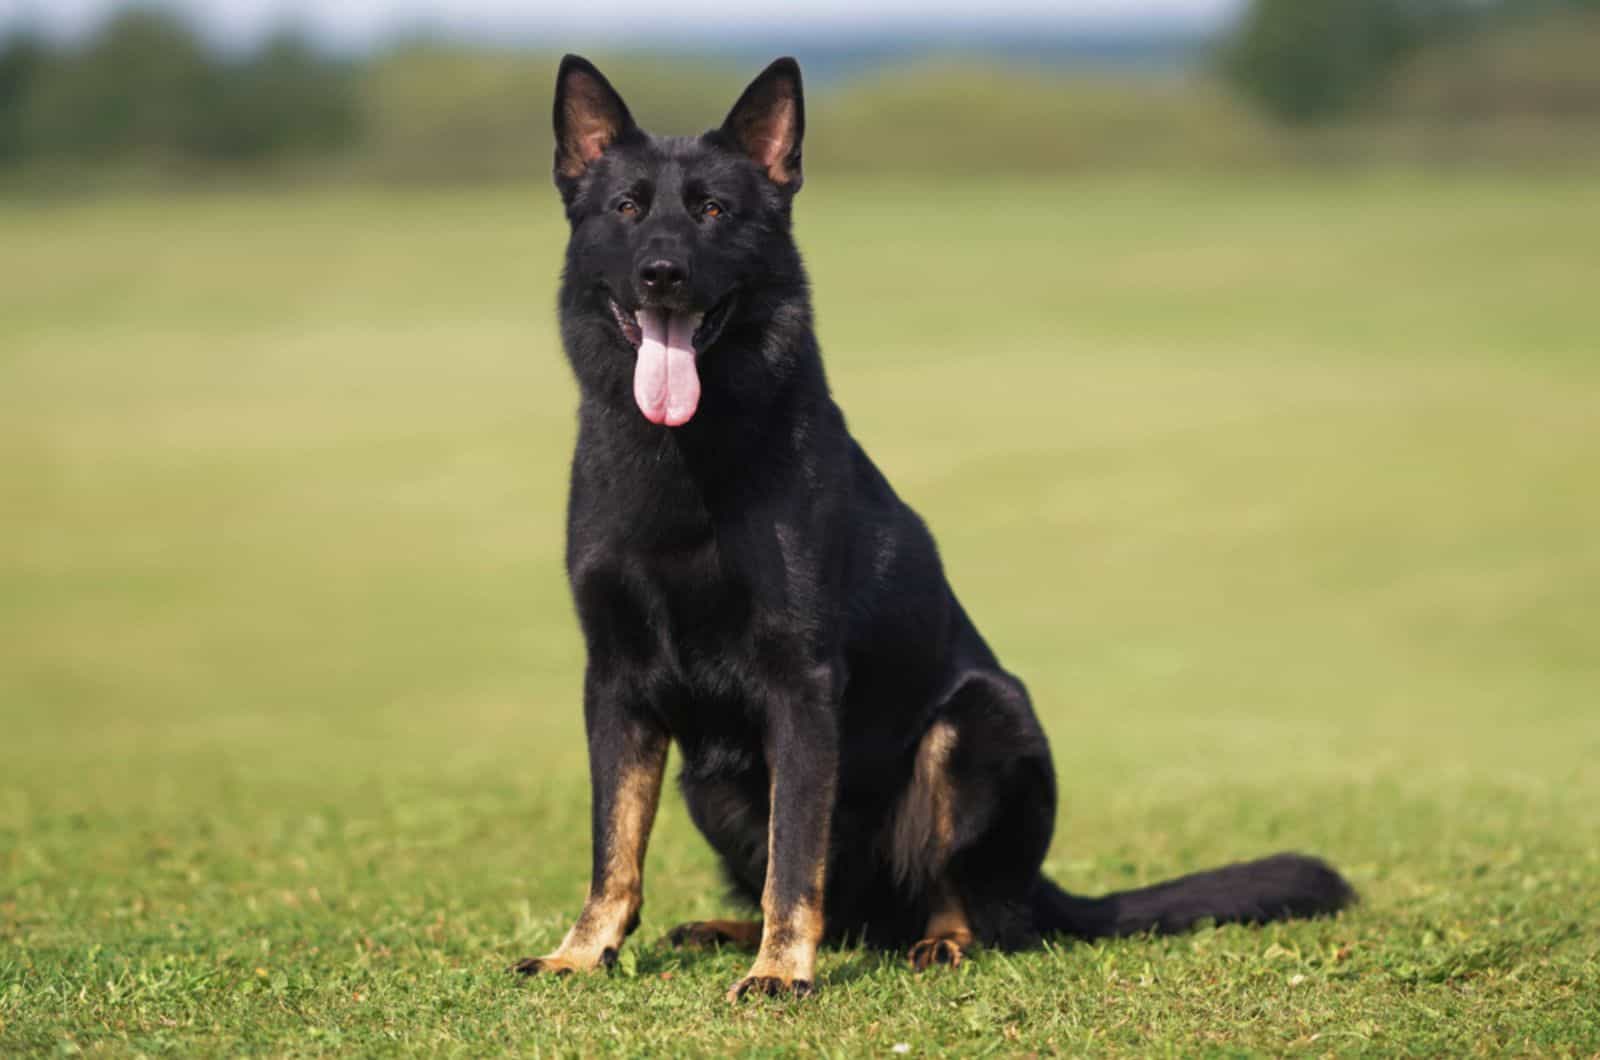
[3,172,1599,1056]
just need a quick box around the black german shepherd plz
[514,55,1354,1001]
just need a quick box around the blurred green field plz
[3,173,1599,1055]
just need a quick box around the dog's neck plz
[570,286,834,531]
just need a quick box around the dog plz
[513,55,1354,1001]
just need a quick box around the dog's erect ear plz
[719,57,804,190]
[553,55,636,190]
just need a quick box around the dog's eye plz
[701,200,724,219]
[617,199,639,218]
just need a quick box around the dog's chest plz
[572,533,755,684]
[573,537,787,767]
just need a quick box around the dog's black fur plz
[517,55,1354,999]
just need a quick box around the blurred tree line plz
[1221,0,1600,123]
[0,9,360,166]
[1,1,1598,181]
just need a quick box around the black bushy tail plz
[1031,852,1355,940]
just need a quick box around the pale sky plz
[2,0,1244,48]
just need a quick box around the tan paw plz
[907,936,966,971]
[510,948,617,977]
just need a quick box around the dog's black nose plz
[637,258,687,297]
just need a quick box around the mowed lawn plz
[3,172,1598,1056]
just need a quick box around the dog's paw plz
[668,920,762,950]
[510,949,616,977]
[511,956,566,977]
[726,974,814,1002]
[907,936,965,972]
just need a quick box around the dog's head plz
[552,55,806,427]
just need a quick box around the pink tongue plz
[632,308,702,426]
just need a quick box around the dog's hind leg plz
[895,719,972,969]
[896,669,1058,968]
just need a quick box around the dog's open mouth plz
[609,298,731,427]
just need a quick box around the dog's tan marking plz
[908,879,975,971]
[517,748,665,975]
[668,919,764,950]
[891,720,959,887]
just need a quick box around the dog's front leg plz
[728,683,838,1000]
[515,672,667,977]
